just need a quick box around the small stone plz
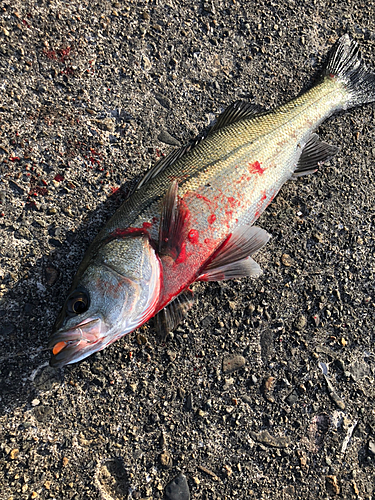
[157,130,181,146]
[352,481,359,495]
[368,440,375,455]
[136,333,147,345]
[341,337,347,347]
[185,393,193,411]
[129,383,137,393]
[165,473,190,500]
[313,314,320,327]
[62,457,69,467]
[193,477,200,486]
[31,399,40,407]
[325,475,340,495]
[160,451,172,468]
[223,377,235,390]
[223,464,233,477]
[45,267,58,286]
[10,449,19,460]
[295,315,307,330]
[250,430,290,448]
[167,350,177,362]
[31,492,38,499]
[264,376,275,391]
[223,355,246,374]
[281,253,293,266]
[44,481,51,490]
[313,232,324,243]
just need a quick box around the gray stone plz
[165,473,190,500]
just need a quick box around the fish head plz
[49,235,161,368]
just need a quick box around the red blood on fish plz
[188,229,199,244]
[248,161,265,175]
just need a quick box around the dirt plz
[0,1,374,499]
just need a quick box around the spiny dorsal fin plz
[208,100,264,136]
[293,133,338,178]
[198,226,270,281]
[136,137,203,191]
[136,100,262,191]
[154,289,195,340]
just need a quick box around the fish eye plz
[66,288,90,315]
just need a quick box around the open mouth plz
[48,318,101,367]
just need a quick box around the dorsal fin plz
[293,133,338,178]
[136,137,203,191]
[208,100,264,136]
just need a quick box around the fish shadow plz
[0,181,136,416]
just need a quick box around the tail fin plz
[325,34,375,109]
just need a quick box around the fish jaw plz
[48,317,105,368]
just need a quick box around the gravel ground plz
[1,1,375,499]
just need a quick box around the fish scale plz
[48,35,375,368]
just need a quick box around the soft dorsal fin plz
[136,137,203,191]
[158,180,190,260]
[198,226,270,281]
[208,100,264,136]
[154,289,195,339]
[293,133,338,178]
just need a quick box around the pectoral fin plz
[158,180,190,260]
[198,226,270,282]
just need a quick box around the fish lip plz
[48,317,102,368]
[48,318,101,348]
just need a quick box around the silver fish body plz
[49,35,375,367]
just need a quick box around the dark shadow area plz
[0,182,135,415]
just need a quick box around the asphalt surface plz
[0,1,375,499]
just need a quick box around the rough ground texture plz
[0,1,374,499]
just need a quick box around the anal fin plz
[198,226,270,282]
[154,289,195,340]
[293,133,338,178]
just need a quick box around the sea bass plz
[49,35,375,368]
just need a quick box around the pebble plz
[223,377,235,390]
[10,449,19,460]
[222,355,246,374]
[167,350,177,362]
[295,314,307,330]
[197,465,219,481]
[281,253,293,266]
[368,440,375,455]
[160,451,172,468]
[157,130,181,146]
[185,393,193,411]
[250,430,290,448]
[325,475,340,495]
[165,473,190,500]
[324,375,345,410]
[31,398,40,407]
[45,266,59,286]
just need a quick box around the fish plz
[49,35,375,368]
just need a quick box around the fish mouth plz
[48,317,103,368]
